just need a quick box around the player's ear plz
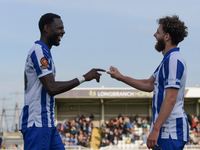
[44,24,50,34]
[165,33,171,41]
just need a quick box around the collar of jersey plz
[35,40,51,54]
[163,47,179,60]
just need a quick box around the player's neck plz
[40,36,52,50]
[162,44,177,56]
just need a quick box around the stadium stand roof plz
[55,87,200,99]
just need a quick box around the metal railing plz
[99,144,200,150]
[65,146,91,150]
[1,146,91,150]
[2,144,200,150]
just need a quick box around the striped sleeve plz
[164,57,184,89]
[152,66,159,78]
[30,48,52,78]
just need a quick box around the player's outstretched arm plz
[40,68,105,97]
[107,66,154,92]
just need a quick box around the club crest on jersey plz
[40,57,49,69]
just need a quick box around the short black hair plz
[39,13,61,33]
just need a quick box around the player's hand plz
[107,66,122,80]
[147,128,159,149]
[83,68,106,83]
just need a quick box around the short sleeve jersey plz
[151,47,189,142]
[19,41,56,130]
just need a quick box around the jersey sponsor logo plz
[165,78,180,83]
[40,57,49,69]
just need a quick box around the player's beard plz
[48,35,60,46]
[155,38,165,52]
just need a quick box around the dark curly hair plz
[157,15,188,46]
[39,13,61,34]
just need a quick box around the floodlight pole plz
[14,84,18,132]
[0,90,6,133]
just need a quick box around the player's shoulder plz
[169,51,185,63]
[28,43,43,55]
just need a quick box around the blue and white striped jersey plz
[151,47,189,142]
[19,41,56,130]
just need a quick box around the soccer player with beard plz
[19,13,105,150]
[107,15,188,150]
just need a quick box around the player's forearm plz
[119,75,154,92]
[40,74,81,97]
[40,68,104,97]
[48,78,80,96]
